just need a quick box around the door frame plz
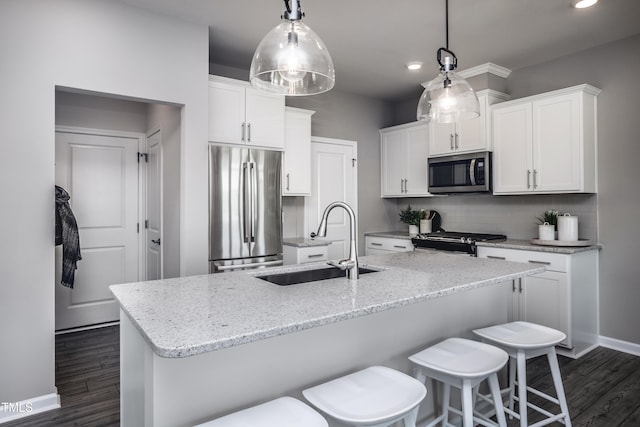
[304,136,358,240]
[55,125,148,284]
[144,128,163,280]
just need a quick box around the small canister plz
[538,222,555,240]
[557,213,578,241]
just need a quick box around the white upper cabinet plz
[429,90,509,157]
[492,84,600,195]
[283,107,314,196]
[380,122,430,197]
[208,76,285,149]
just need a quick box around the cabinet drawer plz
[477,247,568,272]
[365,236,414,253]
[297,246,328,263]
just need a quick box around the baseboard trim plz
[600,335,640,357]
[0,392,60,424]
[55,320,119,335]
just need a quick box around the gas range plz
[411,231,507,255]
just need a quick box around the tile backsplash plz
[399,193,598,241]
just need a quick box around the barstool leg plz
[462,380,473,427]
[507,357,516,418]
[546,347,572,427]
[488,373,507,427]
[402,405,419,427]
[516,350,528,427]
[442,382,451,426]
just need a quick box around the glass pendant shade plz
[250,20,335,96]
[416,69,480,123]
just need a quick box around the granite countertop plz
[477,239,602,254]
[364,230,414,240]
[283,237,332,248]
[110,251,544,359]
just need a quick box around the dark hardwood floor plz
[4,326,639,426]
[4,326,119,427]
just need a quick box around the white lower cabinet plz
[477,246,598,357]
[365,235,414,255]
[283,245,328,265]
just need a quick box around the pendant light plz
[250,0,335,96]
[417,0,479,123]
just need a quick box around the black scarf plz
[55,186,82,288]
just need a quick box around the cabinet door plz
[492,103,533,194]
[283,109,312,196]
[404,125,430,196]
[520,271,569,347]
[381,129,407,197]
[429,122,455,156]
[457,100,487,153]
[533,93,581,192]
[245,88,285,149]
[208,81,245,144]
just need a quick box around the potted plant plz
[536,209,558,240]
[399,205,425,236]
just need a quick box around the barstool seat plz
[409,337,509,427]
[473,321,572,427]
[303,366,426,426]
[194,396,328,427]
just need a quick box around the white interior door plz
[146,130,162,280]
[55,128,141,330]
[306,137,357,260]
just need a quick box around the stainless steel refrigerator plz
[209,144,283,273]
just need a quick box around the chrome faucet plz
[314,201,359,280]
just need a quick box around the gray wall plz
[209,63,398,253]
[392,35,640,346]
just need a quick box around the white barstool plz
[194,396,328,427]
[302,366,427,427]
[473,321,572,427]
[409,337,509,427]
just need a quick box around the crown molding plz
[458,63,512,79]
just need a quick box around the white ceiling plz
[119,0,640,101]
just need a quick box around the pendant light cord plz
[445,0,449,50]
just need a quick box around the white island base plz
[120,283,511,427]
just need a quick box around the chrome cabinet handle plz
[454,132,460,149]
[527,170,532,189]
[247,123,251,142]
[286,173,290,191]
[241,122,246,142]
[533,169,538,189]
[371,242,383,246]
[151,238,161,245]
[528,260,551,265]
[307,253,325,259]
[450,133,454,150]
[519,282,523,293]
[393,245,407,249]
[404,179,408,193]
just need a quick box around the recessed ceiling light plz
[406,61,423,71]
[573,0,598,8]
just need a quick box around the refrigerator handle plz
[250,162,257,242]
[243,162,250,243]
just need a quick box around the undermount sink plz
[257,266,379,286]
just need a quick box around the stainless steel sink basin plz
[257,267,378,286]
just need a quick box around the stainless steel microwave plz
[428,151,492,194]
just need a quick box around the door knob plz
[151,238,161,245]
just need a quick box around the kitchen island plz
[110,250,544,427]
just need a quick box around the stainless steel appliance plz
[428,151,492,194]
[209,144,283,272]
[412,231,506,256]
